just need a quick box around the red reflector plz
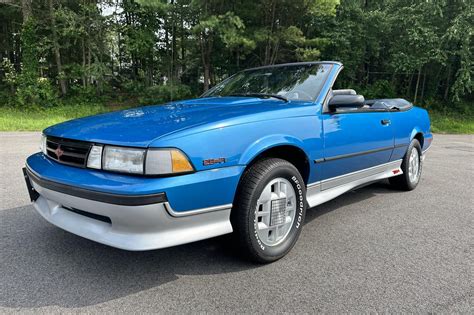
[392,169,400,174]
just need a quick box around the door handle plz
[381,119,391,125]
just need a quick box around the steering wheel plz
[285,90,312,100]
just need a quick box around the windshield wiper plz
[227,93,288,103]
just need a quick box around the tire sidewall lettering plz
[252,172,305,252]
[253,219,265,251]
[292,176,304,230]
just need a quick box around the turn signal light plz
[171,150,194,173]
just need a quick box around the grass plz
[0,104,473,134]
[0,104,110,131]
[429,110,474,134]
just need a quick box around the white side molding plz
[306,160,403,208]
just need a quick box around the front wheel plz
[231,158,307,263]
[389,139,422,191]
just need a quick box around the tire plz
[231,158,307,263]
[389,139,422,191]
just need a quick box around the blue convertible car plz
[24,62,432,262]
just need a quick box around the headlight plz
[103,146,145,174]
[85,145,194,176]
[40,134,47,155]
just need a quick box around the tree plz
[0,0,471,108]
[48,0,67,95]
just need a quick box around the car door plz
[320,108,394,190]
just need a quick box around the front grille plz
[46,136,92,167]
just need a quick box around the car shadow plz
[0,181,403,309]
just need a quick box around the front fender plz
[152,115,320,172]
[239,134,308,165]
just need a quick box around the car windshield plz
[202,63,332,102]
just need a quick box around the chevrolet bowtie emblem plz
[54,146,64,158]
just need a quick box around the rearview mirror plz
[328,94,365,111]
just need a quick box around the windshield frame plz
[201,62,337,102]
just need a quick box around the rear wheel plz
[389,139,422,191]
[231,158,306,263]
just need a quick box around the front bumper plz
[26,152,243,212]
[24,167,233,250]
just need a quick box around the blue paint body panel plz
[321,111,394,179]
[27,62,432,213]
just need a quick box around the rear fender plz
[410,127,423,142]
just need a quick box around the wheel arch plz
[239,136,311,185]
[410,128,424,149]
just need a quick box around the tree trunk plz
[21,0,32,22]
[180,3,185,77]
[171,0,177,81]
[87,38,91,83]
[49,0,67,96]
[270,40,279,64]
[210,65,215,86]
[444,64,451,100]
[164,12,170,83]
[81,37,86,87]
[414,67,421,104]
[420,70,427,103]
[264,0,276,65]
[203,64,210,91]
[201,38,211,91]
[406,73,414,98]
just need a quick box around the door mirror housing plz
[332,89,357,96]
[328,94,365,111]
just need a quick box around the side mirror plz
[332,89,357,96]
[328,94,365,111]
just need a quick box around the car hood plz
[44,97,313,147]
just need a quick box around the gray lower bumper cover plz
[30,180,233,251]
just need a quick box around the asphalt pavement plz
[0,132,473,313]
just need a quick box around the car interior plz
[329,89,413,112]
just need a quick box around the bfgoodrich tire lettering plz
[231,158,307,263]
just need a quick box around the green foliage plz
[2,17,58,109]
[15,77,58,109]
[0,0,472,133]
[389,2,444,72]
[355,80,397,100]
[443,5,473,102]
[139,83,193,105]
[307,0,340,16]
[217,12,256,54]
[135,0,168,10]
[20,19,39,76]
[68,85,102,103]
[2,59,58,109]
[122,80,147,96]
